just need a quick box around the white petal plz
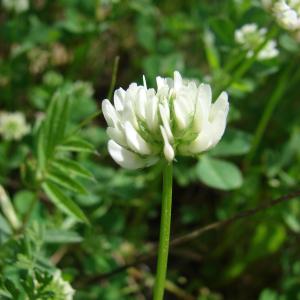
[143,75,147,89]
[145,95,159,132]
[113,88,126,111]
[174,83,198,130]
[124,121,151,155]
[207,92,229,149]
[122,100,138,129]
[235,29,244,44]
[209,117,227,149]
[182,127,212,154]
[210,91,229,120]
[136,87,147,120]
[193,84,212,131]
[107,127,127,147]
[161,98,170,119]
[108,140,147,170]
[159,103,173,142]
[160,126,175,162]
[173,71,182,91]
[102,99,119,127]
[173,95,190,129]
[156,76,166,89]
[208,109,228,148]
[198,84,212,116]
[128,82,138,90]
[259,28,267,36]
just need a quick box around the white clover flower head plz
[235,23,279,60]
[235,24,260,45]
[1,0,29,13]
[273,0,300,30]
[263,0,300,31]
[102,71,229,170]
[48,271,75,300]
[0,112,30,141]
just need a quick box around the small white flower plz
[262,0,300,31]
[102,71,229,169]
[235,23,279,60]
[47,271,75,300]
[273,0,300,30]
[1,0,29,13]
[53,271,75,300]
[258,40,280,59]
[0,112,30,141]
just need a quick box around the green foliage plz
[196,156,243,190]
[1,0,300,299]
[34,89,94,223]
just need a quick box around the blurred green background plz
[1,0,300,299]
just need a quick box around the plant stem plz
[107,56,120,101]
[244,64,293,168]
[153,162,173,300]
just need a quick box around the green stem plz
[107,56,120,101]
[153,162,173,300]
[244,64,293,168]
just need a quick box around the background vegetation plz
[1,0,300,299]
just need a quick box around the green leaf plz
[14,190,36,216]
[279,33,300,53]
[210,129,252,157]
[248,223,286,261]
[136,17,156,51]
[0,288,10,298]
[259,289,278,300]
[203,28,220,71]
[36,124,46,170]
[55,94,70,143]
[51,158,95,181]
[196,156,243,190]
[58,137,96,153]
[208,17,235,45]
[46,169,88,195]
[43,95,59,155]
[4,279,20,298]
[44,229,83,243]
[42,182,89,224]
[43,91,70,157]
[0,213,11,235]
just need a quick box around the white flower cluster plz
[51,271,75,300]
[0,112,30,141]
[262,0,300,31]
[1,0,29,13]
[235,23,279,60]
[42,270,75,300]
[102,71,229,169]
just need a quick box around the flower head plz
[1,0,29,13]
[45,270,75,300]
[102,71,229,169]
[0,112,30,141]
[235,23,279,60]
[262,0,300,31]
